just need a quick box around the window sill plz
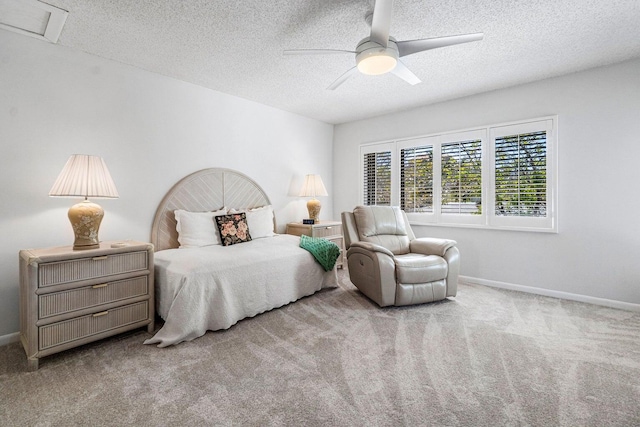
[409,221,558,234]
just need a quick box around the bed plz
[143,168,338,347]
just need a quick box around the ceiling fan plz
[283,0,483,90]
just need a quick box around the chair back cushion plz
[353,206,410,255]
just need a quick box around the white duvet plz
[144,234,338,347]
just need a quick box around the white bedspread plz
[144,234,338,347]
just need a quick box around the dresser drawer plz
[38,301,149,350]
[39,276,149,318]
[38,251,148,287]
[313,225,340,238]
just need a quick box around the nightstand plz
[285,220,345,268]
[19,240,154,371]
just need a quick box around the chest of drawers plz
[19,241,154,370]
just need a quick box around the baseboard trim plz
[460,275,640,312]
[0,332,20,347]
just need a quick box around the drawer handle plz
[92,256,109,261]
[92,311,109,317]
[325,227,332,230]
[92,283,108,289]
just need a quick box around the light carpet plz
[1,269,639,426]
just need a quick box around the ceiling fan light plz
[357,53,397,75]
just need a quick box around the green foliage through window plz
[495,131,547,217]
[441,140,482,215]
[400,146,433,213]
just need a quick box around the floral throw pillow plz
[214,213,252,246]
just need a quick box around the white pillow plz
[174,208,227,248]
[229,205,275,239]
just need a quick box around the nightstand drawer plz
[327,236,344,247]
[38,301,149,350]
[313,225,340,238]
[38,251,149,287]
[39,276,149,318]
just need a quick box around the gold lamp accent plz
[299,174,328,223]
[49,155,119,250]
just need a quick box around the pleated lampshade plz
[298,174,328,198]
[49,155,119,199]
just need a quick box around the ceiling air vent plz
[0,0,68,43]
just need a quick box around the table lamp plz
[299,174,328,223]
[49,155,119,250]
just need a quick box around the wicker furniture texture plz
[19,241,154,370]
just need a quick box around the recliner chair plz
[342,206,460,307]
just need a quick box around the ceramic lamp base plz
[68,200,104,250]
[307,198,321,223]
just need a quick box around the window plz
[361,143,393,206]
[488,119,555,230]
[360,117,557,232]
[441,139,482,216]
[494,132,546,217]
[400,144,433,213]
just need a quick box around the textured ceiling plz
[41,0,640,124]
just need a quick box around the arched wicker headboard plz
[150,168,272,251]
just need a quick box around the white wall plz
[333,58,640,306]
[0,30,334,338]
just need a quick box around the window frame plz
[437,129,487,226]
[359,116,558,233]
[487,118,557,231]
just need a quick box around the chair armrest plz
[349,241,395,258]
[410,238,457,257]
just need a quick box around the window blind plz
[441,139,482,215]
[494,131,547,217]
[363,151,391,205]
[400,145,433,213]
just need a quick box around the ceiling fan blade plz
[283,49,355,55]
[391,60,421,85]
[397,33,484,57]
[327,67,358,90]
[370,0,393,47]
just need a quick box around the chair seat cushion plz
[394,253,448,284]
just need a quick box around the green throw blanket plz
[299,235,340,272]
